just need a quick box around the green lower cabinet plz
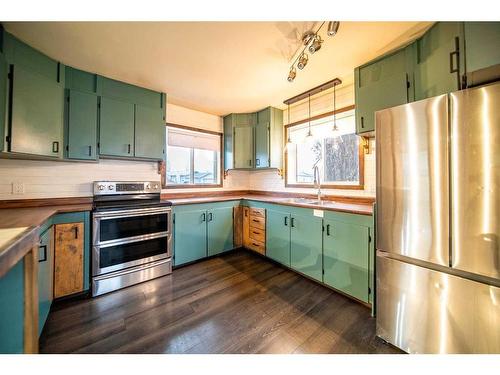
[0,53,7,153]
[66,89,98,160]
[266,209,291,266]
[323,219,370,303]
[173,209,207,266]
[207,207,234,256]
[38,227,53,335]
[134,104,165,160]
[0,261,24,353]
[10,64,64,157]
[290,213,323,282]
[99,96,135,157]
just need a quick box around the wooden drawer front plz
[247,239,265,255]
[249,227,265,243]
[249,215,265,230]
[54,222,84,299]
[249,208,265,218]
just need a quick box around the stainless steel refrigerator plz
[375,82,500,354]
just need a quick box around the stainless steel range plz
[91,181,172,297]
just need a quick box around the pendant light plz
[285,103,293,151]
[305,94,313,142]
[332,83,338,134]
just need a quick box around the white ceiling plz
[4,21,432,116]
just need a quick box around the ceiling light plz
[327,21,340,37]
[297,53,308,70]
[287,68,296,82]
[308,35,322,54]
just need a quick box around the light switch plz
[12,182,25,194]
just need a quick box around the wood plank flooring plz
[39,250,402,354]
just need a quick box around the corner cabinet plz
[172,201,238,267]
[224,107,283,171]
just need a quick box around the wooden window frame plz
[163,123,223,189]
[284,105,365,190]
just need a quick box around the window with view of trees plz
[165,126,222,187]
[286,109,363,189]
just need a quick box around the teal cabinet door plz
[0,261,24,353]
[99,97,135,157]
[0,54,7,153]
[414,22,463,100]
[207,207,234,256]
[66,89,98,160]
[464,22,500,78]
[134,104,165,159]
[290,213,323,281]
[38,228,53,335]
[355,48,409,134]
[173,210,207,266]
[323,220,370,303]
[223,115,234,170]
[10,65,63,157]
[266,209,291,266]
[255,108,270,168]
[233,126,254,168]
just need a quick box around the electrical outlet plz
[12,182,25,194]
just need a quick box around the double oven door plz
[92,206,172,276]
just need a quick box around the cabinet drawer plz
[249,208,265,218]
[249,227,265,243]
[249,215,265,229]
[247,239,265,255]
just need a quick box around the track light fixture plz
[308,35,322,54]
[297,53,308,70]
[327,21,340,37]
[286,21,340,82]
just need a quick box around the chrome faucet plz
[313,162,322,203]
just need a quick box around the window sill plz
[284,183,364,190]
[163,183,223,189]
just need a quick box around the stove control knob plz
[145,183,151,190]
[108,185,114,190]
[98,184,105,191]
[153,184,159,190]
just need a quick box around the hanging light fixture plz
[285,103,293,152]
[305,94,313,141]
[332,83,338,133]
[297,53,308,70]
[308,35,323,54]
[287,67,296,82]
[327,21,340,37]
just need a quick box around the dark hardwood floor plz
[40,250,402,354]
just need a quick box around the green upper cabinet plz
[355,47,411,135]
[290,212,323,282]
[414,22,464,101]
[207,206,234,256]
[65,89,98,160]
[38,227,53,336]
[224,106,283,170]
[9,65,64,157]
[464,22,500,86]
[323,219,370,303]
[173,209,207,266]
[99,97,135,157]
[266,208,291,266]
[0,53,6,153]
[234,125,254,168]
[255,108,270,168]
[134,104,165,160]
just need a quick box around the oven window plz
[99,213,168,242]
[99,237,168,269]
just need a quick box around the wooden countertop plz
[0,203,92,277]
[166,194,373,216]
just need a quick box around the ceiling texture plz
[4,21,432,115]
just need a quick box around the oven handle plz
[96,231,169,248]
[93,257,172,281]
[93,207,171,219]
